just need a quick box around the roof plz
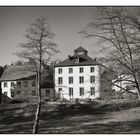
[74,46,87,52]
[54,54,99,67]
[0,65,36,81]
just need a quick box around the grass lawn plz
[0,100,140,134]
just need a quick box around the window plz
[69,88,73,96]
[58,77,63,84]
[17,81,21,87]
[46,90,50,95]
[80,87,84,96]
[69,68,73,73]
[58,68,62,74]
[91,87,95,95]
[69,77,73,84]
[32,90,36,96]
[4,92,7,96]
[17,91,21,95]
[11,92,14,97]
[11,82,15,87]
[23,81,28,87]
[32,81,36,87]
[90,76,95,83]
[58,88,62,93]
[90,67,94,72]
[75,58,79,63]
[79,67,84,73]
[79,76,84,84]
[4,82,7,88]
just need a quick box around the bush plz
[10,99,25,104]
[10,96,38,104]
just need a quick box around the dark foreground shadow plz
[0,103,140,134]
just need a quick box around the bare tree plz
[16,17,59,133]
[80,7,140,101]
[0,66,4,104]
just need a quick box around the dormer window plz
[75,57,79,63]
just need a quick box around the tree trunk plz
[32,69,42,134]
[32,101,41,134]
[0,83,2,104]
[136,83,140,102]
[0,92,2,104]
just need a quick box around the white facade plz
[1,81,17,98]
[55,65,101,100]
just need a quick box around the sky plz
[0,7,101,66]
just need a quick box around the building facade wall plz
[55,65,101,100]
[1,80,54,99]
[1,81,17,98]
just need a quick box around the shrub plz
[10,99,25,104]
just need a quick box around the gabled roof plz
[0,65,36,81]
[54,54,99,67]
[74,46,87,52]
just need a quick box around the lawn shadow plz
[0,103,36,134]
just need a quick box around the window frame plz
[90,76,95,83]
[58,77,63,84]
[4,82,7,88]
[11,82,15,87]
[69,88,73,96]
[32,80,36,87]
[16,91,21,95]
[11,91,14,97]
[17,81,21,87]
[58,88,62,93]
[4,92,8,96]
[90,67,95,73]
[58,68,62,74]
[79,76,84,84]
[32,90,36,96]
[79,67,84,73]
[23,81,28,87]
[69,77,73,84]
[69,68,73,73]
[79,87,84,96]
[90,87,95,95]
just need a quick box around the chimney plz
[68,55,71,60]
